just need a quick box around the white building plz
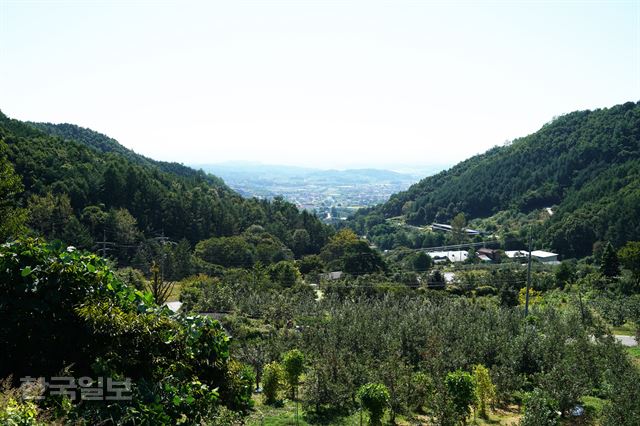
[504,250,559,263]
[531,250,559,263]
[321,271,344,280]
[504,250,528,259]
[427,250,469,263]
[431,223,480,236]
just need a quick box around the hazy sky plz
[1,1,638,169]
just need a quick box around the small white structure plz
[531,250,559,263]
[431,223,480,236]
[427,250,469,263]
[505,250,528,259]
[504,250,559,263]
[321,271,344,280]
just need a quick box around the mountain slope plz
[352,101,640,257]
[30,122,224,183]
[0,111,331,261]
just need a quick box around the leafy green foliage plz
[282,349,305,399]
[268,261,302,288]
[520,389,559,426]
[600,242,620,278]
[180,274,235,313]
[445,370,475,423]
[472,364,495,417]
[0,238,250,424]
[320,229,386,275]
[412,251,432,272]
[618,241,640,282]
[262,362,284,405]
[357,383,390,426]
[0,139,26,241]
[0,398,40,426]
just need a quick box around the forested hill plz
[29,121,222,183]
[0,110,331,264]
[351,101,640,257]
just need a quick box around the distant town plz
[195,163,443,221]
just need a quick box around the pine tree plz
[601,242,620,279]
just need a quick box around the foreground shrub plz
[0,238,249,424]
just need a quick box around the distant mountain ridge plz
[196,163,418,185]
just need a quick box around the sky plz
[1,0,639,170]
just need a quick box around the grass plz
[580,395,605,418]
[245,395,523,426]
[610,322,637,336]
[469,406,522,426]
[627,346,640,370]
[245,396,363,426]
[627,346,640,358]
[246,397,312,426]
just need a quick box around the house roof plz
[431,223,481,235]
[505,250,528,258]
[504,250,558,259]
[531,250,558,258]
[427,250,469,263]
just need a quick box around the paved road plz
[614,335,638,347]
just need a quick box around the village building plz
[427,250,469,263]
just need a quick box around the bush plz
[0,398,40,426]
[220,360,255,411]
[357,383,390,426]
[262,362,284,405]
[0,238,249,424]
[473,364,496,417]
[445,370,475,424]
[179,274,235,313]
[475,285,498,296]
[520,388,559,426]
[282,349,305,399]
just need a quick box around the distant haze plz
[1,1,638,168]
[192,161,448,179]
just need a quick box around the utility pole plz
[95,229,115,258]
[152,228,175,281]
[295,386,299,426]
[524,229,532,317]
[578,283,585,325]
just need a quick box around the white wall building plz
[504,250,559,263]
[427,250,469,263]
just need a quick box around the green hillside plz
[351,101,640,257]
[30,121,220,181]
[0,111,331,268]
